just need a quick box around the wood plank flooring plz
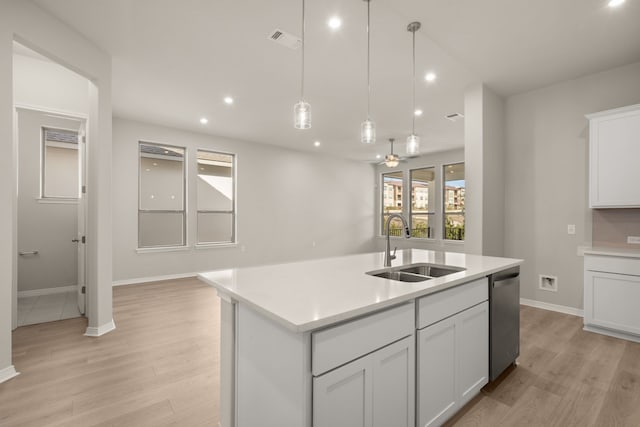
[2,279,640,426]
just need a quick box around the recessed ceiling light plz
[328,16,342,30]
[414,109,423,116]
[376,154,382,159]
[608,0,625,7]
[224,96,234,105]
[314,140,321,147]
[200,117,209,124]
[425,72,437,82]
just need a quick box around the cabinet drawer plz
[585,254,640,276]
[417,278,488,330]
[312,302,414,376]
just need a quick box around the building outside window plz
[382,171,403,235]
[197,150,235,244]
[138,142,186,248]
[443,163,465,241]
[410,167,435,238]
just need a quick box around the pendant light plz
[361,0,375,144]
[294,0,311,129]
[406,21,421,155]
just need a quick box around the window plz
[444,163,465,241]
[381,171,403,235]
[410,167,435,238]
[42,127,79,198]
[197,150,235,244]
[138,142,185,248]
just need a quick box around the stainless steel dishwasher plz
[489,267,520,381]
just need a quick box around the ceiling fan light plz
[361,119,376,144]
[294,101,311,129]
[406,134,420,155]
[385,155,399,168]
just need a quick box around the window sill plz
[136,246,190,254]
[37,197,79,205]
[195,242,238,250]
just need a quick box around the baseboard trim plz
[18,285,76,298]
[84,319,116,337]
[112,272,197,287]
[520,298,584,317]
[0,365,20,384]
[583,325,640,344]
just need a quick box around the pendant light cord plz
[300,0,305,102]
[411,29,416,134]
[366,0,371,120]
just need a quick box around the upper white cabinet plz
[587,104,640,208]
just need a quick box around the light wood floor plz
[2,279,640,426]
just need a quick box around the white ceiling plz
[30,0,640,162]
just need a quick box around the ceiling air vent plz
[268,28,302,50]
[445,113,464,122]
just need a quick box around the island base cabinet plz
[417,301,489,427]
[313,335,415,427]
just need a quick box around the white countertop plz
[583,246,640,259]
[198,249,522,333]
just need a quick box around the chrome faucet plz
[384,213,411,267]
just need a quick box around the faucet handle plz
[391,246,397,260]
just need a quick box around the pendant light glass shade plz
[406,134,419,155]
[294,0,311,130]
[361,0,375,144]
[361,119,375,144]
[406,22,421,155]
[294,101,311,129]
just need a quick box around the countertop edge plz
[199,258,523,333]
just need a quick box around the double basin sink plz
[367,263,466,283]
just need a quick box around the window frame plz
[196,148,237,246]
[442,162,465,242]
[137,140,187,249]
[409,166,436,239]
[41,126,80,200]
[380,170,405,236]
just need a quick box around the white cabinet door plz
[458,301,489,406]
[314,354,372,427]
[584,270,640,336]
[314,336,414,427]
[417,316,457,427]
[588,104,640,208]
[372,336,415,427]
[417,302,489,427]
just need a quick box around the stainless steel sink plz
[396,263,465,277]
[366,263,465,283]
[368,271,432,282]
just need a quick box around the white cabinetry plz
[312,302,415,427]
[587,104,640,208]
[584,253,640,342]
[313,336,414,427]
[416,279,489,427]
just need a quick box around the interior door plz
[76,121,86,314]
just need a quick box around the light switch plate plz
[567,224,576,235]
[627,236,640,244]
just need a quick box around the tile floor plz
[17,290,82,326]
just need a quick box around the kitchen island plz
[199,249,522,427]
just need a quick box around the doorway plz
[15,108,87,327]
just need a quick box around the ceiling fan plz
[380,138,406,168]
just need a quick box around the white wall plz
[13,53,89,114]
[1,0,113,380]
[504,60,640,310]
[464,84,506,257]
[372,148,466,253]
[112,118,376,282]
